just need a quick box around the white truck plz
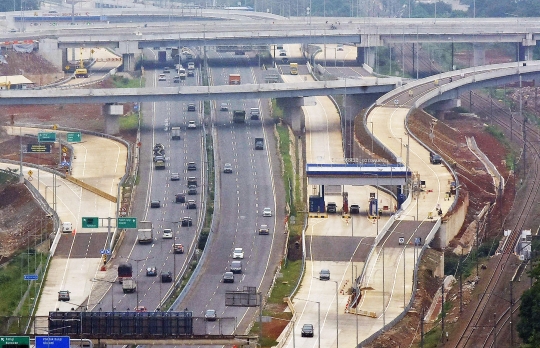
[137,220,153,244]
[122,278,137,293]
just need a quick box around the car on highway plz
[430,152,442,164]
[262,207,272,217]
[232,247,244,259]
[163,67,171,73]
[187,177,197,187]
[278,50,287,56]
[158,74,166,81]
[187,162,196,171]
[8,28,17,33]
[146,267,157,276]
[204,309,217,321]
[350,204,360,214]
[187,62,195,69]
[223,271,235,283]
[187,69,194,77]
[223,163,233,173]
[187,103,196,111]
[220,103,228,111]
[181,217,192,227]
[230,260,242,274]
[258,224,269,235]
[319,269,330,280]
[188,121,197,129]
[301,324,314,337]
[187,186,197,195]
[153,155,165,162]
[173,76,180,83]
[337,44,344,51]
[170,173,180,181]
[175,193,186,203]
[150,200,161,208]
[173,244,184,254]
[186,200,196,209]
[135,306,148,312]
[162,229,173,239]
[161,271,173,283]
[58,290,70,301]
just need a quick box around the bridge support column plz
[472,43,485,67]
[103,103,124,135]
[356,47,365,65]
[365,47,376,68]
[39,39,64,71]
[122,53,135,72]
[278,97,304,133]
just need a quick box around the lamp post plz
[91,278,115,311]
[331,280,339,347]
[295,298,321,348]
[382,246,386,327]
[126,256,153,308]
[368,121,374,154]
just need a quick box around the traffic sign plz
[66,132,82,143]
[398,237,405,245]
[36,336,70,348]
[26,144,51,153]
[23,274,38,281]
[117,217,137,229]
[100,249,111,255]
[38,132,56,142]
[0,336,30,348]
[82,217,99,228]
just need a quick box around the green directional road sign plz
[0,336,30,348]
[66,132,82,143]
[38,132,56,143]
[82,217,99,228]
[117,217,137,229]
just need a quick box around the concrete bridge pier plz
[39,39,64,71]
[103,103,124,135]
[356,47,365,65]
[122,53,135,72]
[473,43,486,67]
[278,97,304,133]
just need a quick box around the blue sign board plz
[100,249,111,255]
[36,336,70,348]
[23,274,38,281]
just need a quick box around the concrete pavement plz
[2,126,127,320]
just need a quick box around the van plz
[62,222,73,233]
[326,202,337,213]
[250,107,260,120]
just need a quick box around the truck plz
[233,110,246,123]
[255,137,264,150]
[171,126,181,140]
[137,220,154,244]
[229,74,241,85]
[154,159,165,170]
[250,107,260,120]
[289,62,298,75]
[117,263,133,283]
[122,278,137,293]
[74,68,88,78]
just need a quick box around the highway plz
[168,53,286,338]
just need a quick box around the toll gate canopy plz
[306,163,410,186]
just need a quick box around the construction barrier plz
[308,213,328,218]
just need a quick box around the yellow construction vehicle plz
[74,48,88,78]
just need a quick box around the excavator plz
[74,48,88,78]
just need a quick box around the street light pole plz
[331,280,339,347]
[296,298,321,348]
[382,246,386,327]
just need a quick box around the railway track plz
[451,88,540,347]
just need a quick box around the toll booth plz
[369,197,379,218]
[309,195,325,213]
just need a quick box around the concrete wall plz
[27,73,66,86]
[433,190,468,249]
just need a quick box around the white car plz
[158,74,166,81]
[188,121,197,129]
[162,229,173,239]
[262,207,272,217]
[232,247,244,259]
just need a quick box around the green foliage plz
[119,114,138,131]
[268,260,302,303]
[518,281,540,346]
[111,75,144,88]
[198,229,209,250]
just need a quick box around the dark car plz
[181,217,192,227]
[58,290,70,301]
[223,163,233,173]
[326,202,337,213]
[187,103,196,111]
[186,200,196,209]
[301,324,314,337]
[150,200,161,208]
[223,271,234,283]
[350,204,360,214]
[187,177,197,187]
[173,244,184,254]
[146,267,157,276]
[187,162,196,171]
[175,193,186,203]
[187,69,195,77]
[188,186,197,195]
[161,271,173,283]
[430,152,442,164]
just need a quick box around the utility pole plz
[420,307,424,348]
[510,280,514,346]
[441,282,445,343]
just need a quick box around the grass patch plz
[119,113,139,131]
[275,124,295,215]
[110,75,145,88]
[268,260,302,304]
